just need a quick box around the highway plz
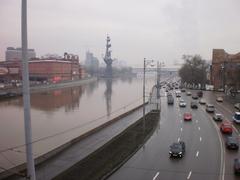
[108,88,240,180]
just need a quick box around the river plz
[0,76,157,172]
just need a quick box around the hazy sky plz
[0,0,240,67]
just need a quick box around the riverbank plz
[0,77,97,99]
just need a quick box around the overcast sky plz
[0,0,240,67]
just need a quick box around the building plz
[0,52,85,83]
[5,47,36,61]
[85,51,99,74]
[211,49,240,91]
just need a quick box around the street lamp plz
[221,63,225,92]
[156,61,164,111]
[143,58,155,131]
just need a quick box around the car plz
[199,98,206,105]
[206,104,215,113]
[179,99,186,107]
[220,121,233,134]
[184,112,192,121]
[181,89,186,92]
[234,159,240,175]
[191,101,198,109]
[225,136,239,150]
[192,94,198,100]
[213,113,223,121]
[216,97,223,102]
[186,91,192,96]
[176,92,181,97]
[169,141,185,158]
[233,112,240,123]
[197,91,203,97]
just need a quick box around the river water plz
[0,76,156,171]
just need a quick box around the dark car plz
[226,137,239,150]
[181,89,186,92]
[169,141,185,158]
[192,94,199,100]
[234,159,240,175]
[191,101,198,109]
[197,91,203,97]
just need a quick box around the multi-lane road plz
[108,88,240,180]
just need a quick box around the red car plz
[184,112,192,121]
[220,121,233,134]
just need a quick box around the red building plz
[211,49,240,91]
[0,53,85,83]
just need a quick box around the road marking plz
[200,137,202,142]
[196,151,199,157]
[196,120,198,123]
[180,128,183,132]
[153,172,159,180]
[187,171,192,179]
[198,127,201,131]
[177,137,180,142]
[199,105,225,180]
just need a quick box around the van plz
[167,96,174,105]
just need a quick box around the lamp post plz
[221,63,225,92]
[156,61,164,111]
[143,58,154,131]
[22,1,36,179]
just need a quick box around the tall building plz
[85,51,99,74]
[5,47,36,61]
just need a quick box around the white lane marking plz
[187,171,192,179]
[153,172,159,180]
[177,138,180,142]
[196,151,199,157]
[199,105,225,180]
[180,128,183,132]
[200,137,202,142]
[198,127,201,131]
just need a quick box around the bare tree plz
[179,55,208,88]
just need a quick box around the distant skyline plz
[0,0,240,67]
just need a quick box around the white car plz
[186,92,192,96]
[213,113,223,121]
[206,104,215,113]
[216,97,223,102]
[179,99,186,107]
[233,112,240,123]
[199,98,206,105]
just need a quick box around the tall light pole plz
[143,58,154,131]
[22,0,36,179]
[156,61,164,111]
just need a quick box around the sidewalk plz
[9,103,153,180]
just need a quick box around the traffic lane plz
[108,95,196,180]
[178,95,221,180]
[199,90,240,179]
[191,105,221,180]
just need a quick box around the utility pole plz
[22,0,36,179]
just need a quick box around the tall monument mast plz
[103,36,113,77]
